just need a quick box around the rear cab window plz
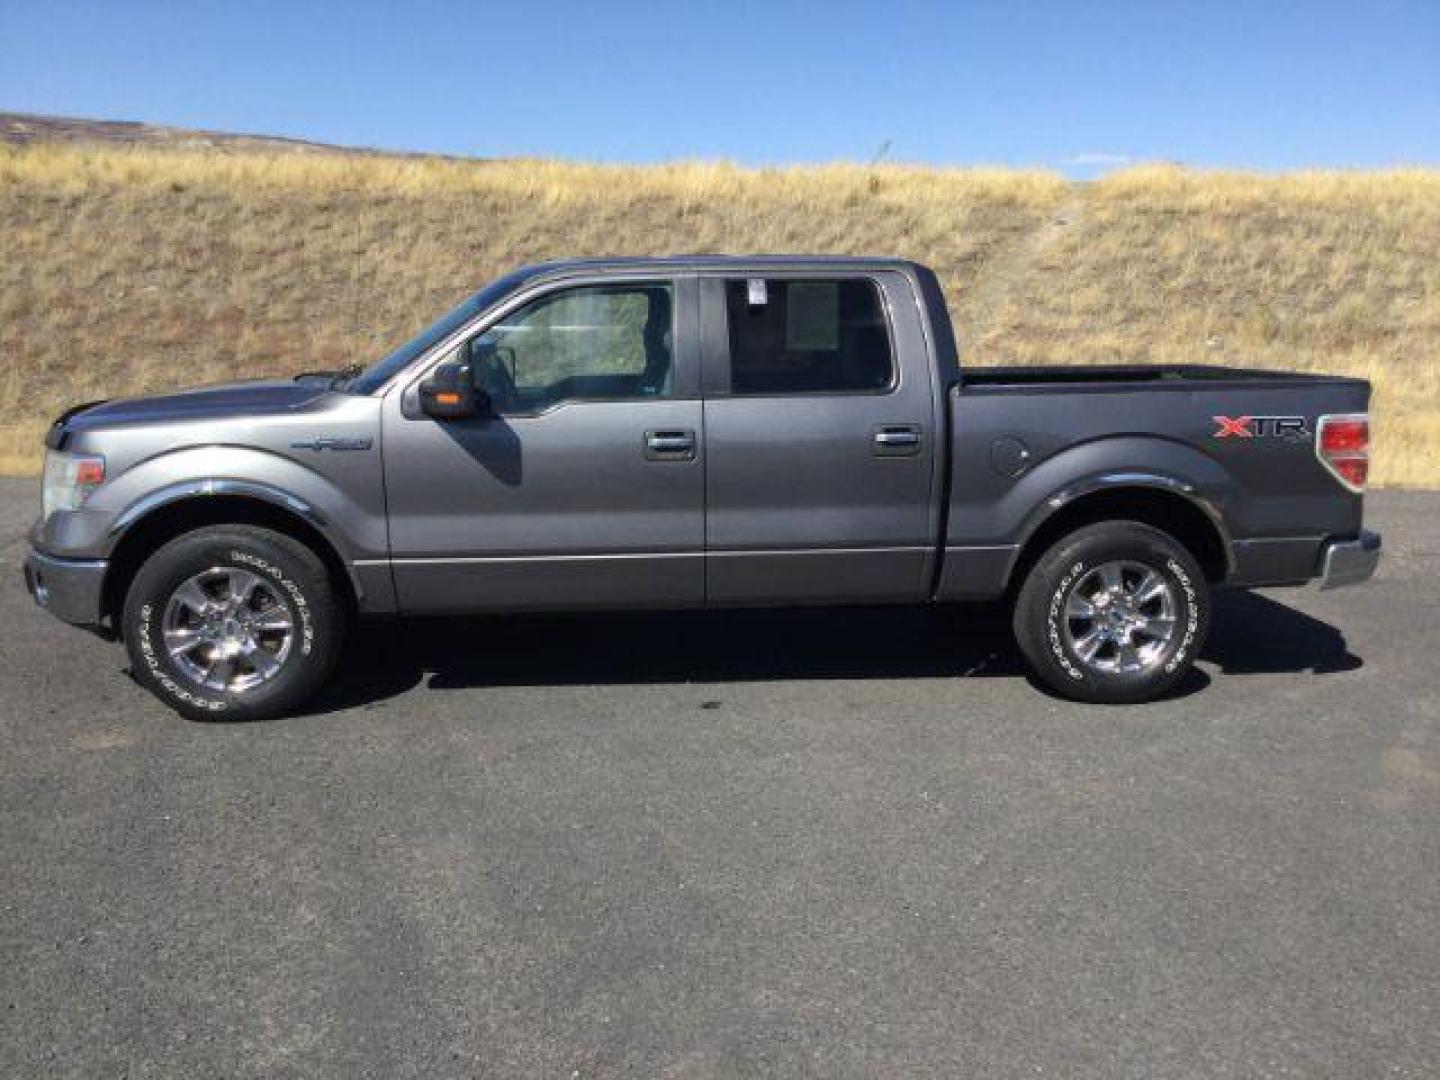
[723,278,894,395]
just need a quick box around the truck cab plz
[380,258,947,612]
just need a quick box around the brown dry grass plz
[1,145,1436,484]
[976,165,1440,487]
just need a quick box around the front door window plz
[468,283,674,413]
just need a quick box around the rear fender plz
[941,436,1238,598]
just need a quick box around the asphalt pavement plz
[1,478,1437,1078]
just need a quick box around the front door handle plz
[644,429,696,461]
[873,424,923,457]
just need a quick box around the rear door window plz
[723,278,893,394]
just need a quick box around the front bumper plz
[22,548,108,627]
[1317,530,1382,590]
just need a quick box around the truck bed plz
[937,363,1372,599]
[958,363,1365,392]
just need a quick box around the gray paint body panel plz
[698,268,942,604]
[939,380,1367,595]
[381,272,705,612]
[25,255,1376,630]
[382,398,707,611]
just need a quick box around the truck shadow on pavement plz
[305,588,1361,715]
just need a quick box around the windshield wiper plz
[327,364,364,390]
[293,364,364,390]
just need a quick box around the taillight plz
[1316,414,1369,493]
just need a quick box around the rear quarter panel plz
[941,378,1371,595]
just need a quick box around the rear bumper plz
[22,548,108,628]
[1317,530,1382,590]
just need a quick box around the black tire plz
[122,525,345,721]
[1012,520,1210,704]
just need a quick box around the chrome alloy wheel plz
[161,567,295,693]
[1061,560,1178,675]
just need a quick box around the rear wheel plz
[122,525,345,721]
[1013,520,1210,704]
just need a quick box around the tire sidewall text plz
[1042,549,1200,690]
[133,547,314,714]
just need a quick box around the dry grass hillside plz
[1,142,1437,484]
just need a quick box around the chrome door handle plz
[873,424,922,456]
[644,429,696,461]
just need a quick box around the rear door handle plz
[872,424,923,457]
[644,429,696,461]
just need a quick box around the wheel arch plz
[102,483,360,630]
[1005,476,1232,598]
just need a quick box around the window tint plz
[467,283,673,412]
[724,278,893,395]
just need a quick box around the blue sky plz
[2,0,1437,175]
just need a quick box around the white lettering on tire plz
[137,601,227,712]
[1163,557,1200,674]
[230,550,313,657]
[136,548,314,711]
[1046,560,1088,681]
[1045,553,1200,683]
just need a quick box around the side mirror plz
[418,362,488,420]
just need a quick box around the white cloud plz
[1061,152,1133,166]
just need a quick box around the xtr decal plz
[1211,415,1311,440]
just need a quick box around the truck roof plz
[518,254,927,280]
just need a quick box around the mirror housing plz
[418,362,487,420]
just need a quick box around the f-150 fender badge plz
[1212,415,1311,440]
[290,437,374,452]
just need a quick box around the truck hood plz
[59,378,334,432]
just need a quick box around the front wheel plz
[122,525,345,721]
[1012,521,1210,704]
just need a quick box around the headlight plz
[42,450,105,520]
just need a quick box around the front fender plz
[40,445,387,564]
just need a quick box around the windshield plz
[346,268,537,395]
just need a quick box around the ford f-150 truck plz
[24,257,1381,719]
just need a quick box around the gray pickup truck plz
[25,256,1380,719]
